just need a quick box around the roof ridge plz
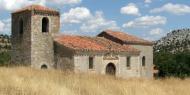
[56,34,97,38]
[12,4,58,14]
[104,30,142,39]
[100,30,153,45]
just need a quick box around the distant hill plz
[0,34,11,52]
[154,29,190,53]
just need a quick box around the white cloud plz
[0,21,5,32]
[47,0,81,5]
[144,0,152,3]
[143,28,166,41]
[143,36,154,41]
[62,7,91,24]
[0,18,11,34]
[0,0,81,11]
[80,11,120,32]
[123,16,167,28]
[0,0,45,11]
[120,3,140,16]
[149,28,163,35]
[150,3,190,15]
[62,30,79,35]
[61,7,120,33]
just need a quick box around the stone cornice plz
[32,10,60,16]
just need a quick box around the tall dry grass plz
[0,67,189,95]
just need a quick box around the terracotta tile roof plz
[12,5,58,13]
[98,30,154,45]
[89,37,140,53]
[54,35,140,53]
[55,35,106,51]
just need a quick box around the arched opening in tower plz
[41,64,48,69]
[19,19,24,35]
[42,17,49,32]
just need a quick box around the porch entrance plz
[105,63,116,76]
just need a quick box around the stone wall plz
[118,55,141,78]
[131,45,153,78]
[31,13,60,69]
[54,42,74,71]
[11,11,32,65]
[72,53,141,79]
[11,10,60,69]
[54,44,144,78]
[74,55,89,73]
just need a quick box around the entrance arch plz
[105,63,116,76]
[41,64,48,69]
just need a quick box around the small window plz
[142,56,146,66]
[89,57,93,69]
[19,19,24,35]
[42,17,49,32]
[126,56,131,67]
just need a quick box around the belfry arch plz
[42,17,49,32]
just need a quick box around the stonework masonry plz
[131,45,153,78]
[11,11,32,65]
[12,7,60,69]
[11,5,153,79]
[31,13,60,69]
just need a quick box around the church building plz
[11,5,154,78]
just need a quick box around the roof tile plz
[54,35,140,53]
[100,30,153,45]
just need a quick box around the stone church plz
[11,5,154,78]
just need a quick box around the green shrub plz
[0,51,11,66]
[154,50,190,78]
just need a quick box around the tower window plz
[89,57,94,69]
[19,19,23,35]
[126,56,131,67]
[42,17,49,32]
[142,56,146,66]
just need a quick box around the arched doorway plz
[106,63,116,76]
[41,64,48,69]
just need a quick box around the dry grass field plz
[0,67,189,95]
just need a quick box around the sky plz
[0,0,190,41]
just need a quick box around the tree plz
[154,50,190,78]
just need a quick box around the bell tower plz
[11,5,60,69]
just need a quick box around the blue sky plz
[0,0,190,41]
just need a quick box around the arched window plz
[42,17,49,32]
[19,19,23,35]
[41,64,48,69]
[142,56,146,66]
